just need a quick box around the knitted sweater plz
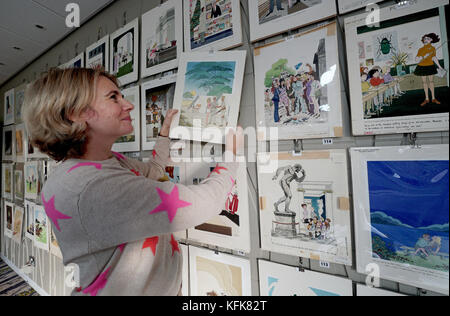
[41,137,238,296]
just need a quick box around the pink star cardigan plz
[41,136,238,296]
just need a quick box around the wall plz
[1,0,448,296]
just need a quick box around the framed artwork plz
[3,88,15,126]
[24,200,35,240]
[24,161,40,200]
[254,22,343,141]
[50,226,63,259]
[15,83,27,124]
[248,0,337,43]
[257,150,352,265]
[350,145,449,295]
[2,164,14,201]
[258,260,353,296]
[185,162,251,253]
[34,204,50,251]
[110,18,139,87]
[141,0,183,78]
[12,205,24,244]
[188,245,251,296]
[4,201,14,238]
[356,284,406,297]
[15,124,26,162]
[14,163,24,202]
[112,86,140,153]
[141,74,177,151]
[345,0,449,135]
[86,35,110,71]
[61,53,85,69]
[27,133,47,159]
[169,50,247,144]
[338,0,384,14]
[180,243,189,296]
[183,0,243,52]
[2,125,16,161]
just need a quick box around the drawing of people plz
[414,33,446,106]
[211,1,222,18]
[272,164,306,215]
[292,75,306,114]
[265,0,284,18]
[205,97,212,126]
[427,236,442,255]
[272,78,281,123]
[414,234,431,258]
[279,78,290,117]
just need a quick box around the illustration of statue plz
[272,164,306,215]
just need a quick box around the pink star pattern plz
[152,150,157,158]
[82,268,111,296]
[112,151,126,161]
[142,237,159,256]
[130,169,140,176]
[67,162,102,173]
[41,194,72,232]
[211,164,228,175]
[149,185,191,223]
[170,234,180,256]
[118,244,126,253]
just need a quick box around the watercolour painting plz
[189,245,251,296]
[248,0,337,42]
[345,0,449,135]
[110,19,139,86]
[351,145,449,295]
[258,260,353,296]
[184,0,242,52]
[257,150,352,265]
[170,51,246,144]
[141,0,183,77]
[254,22,342,141]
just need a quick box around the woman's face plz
[85,76,134,140]
[423,36,432,44]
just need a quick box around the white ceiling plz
[0,0,114,87]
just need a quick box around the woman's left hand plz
[159,109,178,137]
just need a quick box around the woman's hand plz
[225,126,244,158]
[159,109,178,137]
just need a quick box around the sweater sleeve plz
[77,161,238,251]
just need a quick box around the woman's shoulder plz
[43,158,123,198]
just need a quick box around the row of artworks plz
[3,144,449,295]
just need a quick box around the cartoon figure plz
[265,0,284,18]
[414,234,431,258]
[272,78,281,123]
[279,78,291,117]
[414,33,446,106]
[205,97,212,126]
[272,164,306,215]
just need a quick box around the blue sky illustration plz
[367,161,449,229]
[183,61,236,95]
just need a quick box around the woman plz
[23,68,242,296]
[414,33,445,106]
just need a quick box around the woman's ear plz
[69,108,96,123]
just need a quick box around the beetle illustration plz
[376,34,396,57]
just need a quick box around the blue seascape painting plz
[367,161,449,273]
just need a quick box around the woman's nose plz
[122,99,134,111]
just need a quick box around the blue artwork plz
[367,161,449,273]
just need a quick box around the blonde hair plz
[22,68,118,162]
